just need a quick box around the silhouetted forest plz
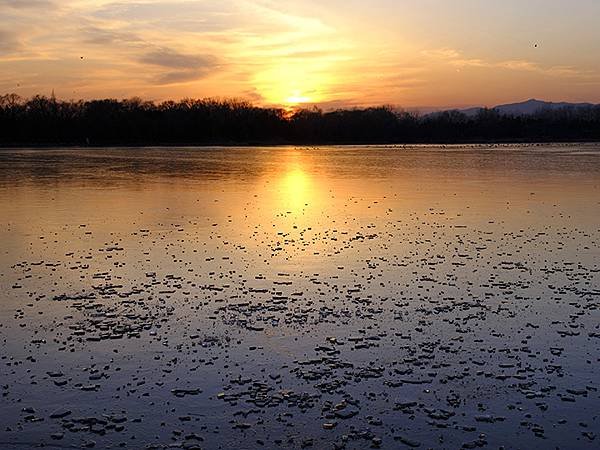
[1,94,600,145]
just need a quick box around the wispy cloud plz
[0,29,21,55]
[1,1,599,106]
[424,47,586,78]
[139,48,220,84]
[81,26,143,46]
[0,0,56,8]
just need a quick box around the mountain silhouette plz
[459,99,598,117]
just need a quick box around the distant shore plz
[2,140,600,149]
[2,95,600,146]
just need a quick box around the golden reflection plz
[259,149,323,220]
[280,166,311,212]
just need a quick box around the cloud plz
[0,29,21,55]
[421,48,461,59]
[424,47,585,78]
[152,71,207,85]
[138,48,219,84]
[81,26,143,46]
[0,0,55,9]
[91,1,244,32]
[139,49,217,70]
[3,0,598,106]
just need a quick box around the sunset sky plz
[1,0,600,109]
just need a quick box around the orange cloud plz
[0,1,599,108]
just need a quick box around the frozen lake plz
[0,144,599,449]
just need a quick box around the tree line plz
[1,94,600,145]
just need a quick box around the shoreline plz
[2,140,600,149]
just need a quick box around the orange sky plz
[1,0,600,110]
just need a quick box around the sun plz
[253,63,331,107]
[286,90,311,105]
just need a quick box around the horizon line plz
[2,92,598,114]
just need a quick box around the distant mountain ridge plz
[458,99,598,117]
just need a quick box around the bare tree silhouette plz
[1,95,599,145]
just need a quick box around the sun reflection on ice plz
[281,166,311,213]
